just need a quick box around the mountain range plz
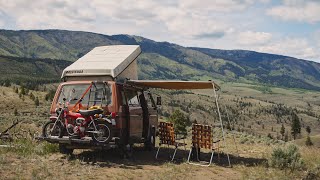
[0,29,319,90]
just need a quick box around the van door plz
[125,89,143,139]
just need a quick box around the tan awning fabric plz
[126,80,220,91]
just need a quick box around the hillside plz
[0,29,320,90]
[0,55,71,86]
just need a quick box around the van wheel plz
[59,144,73,155]
[145,127,156,151]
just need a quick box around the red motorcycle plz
[42,98,113,143]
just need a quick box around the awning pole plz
[212,83,231,167]
[224,105,239,157]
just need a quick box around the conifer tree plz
[280,124,285,139]
[305,136,313,146]
[35,97,40,106]
[291,113,301,140]
[168,110,190,136]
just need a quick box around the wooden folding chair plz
[155,122,186,161]
[187,124,220,166]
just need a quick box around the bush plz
[269,144,304,171]
[305,136,313,146]
[168,110,190,136]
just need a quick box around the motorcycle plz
[42,98,113,143]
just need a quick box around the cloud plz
[179,0,255,13]
[237,31,272,45]
[258,37,319,60]
[267,0,320,23]
[194,32,225,39]
[0,0,97,30]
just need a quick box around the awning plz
[126,80,220,91]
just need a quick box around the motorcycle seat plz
[79,109,103,116]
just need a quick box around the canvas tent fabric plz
[126,80,220,91]
[61,45,141,79]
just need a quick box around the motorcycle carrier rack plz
[35,136,118,150]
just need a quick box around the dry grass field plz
[0,83,320,179]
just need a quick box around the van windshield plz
[57,83,112,107]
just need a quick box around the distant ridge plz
[0,29,320,90]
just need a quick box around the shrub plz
[168,110,190,136]
[305,136,313,146]
[35,97,40,106]
[269,144,304,171]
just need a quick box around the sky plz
[0,0,319,62]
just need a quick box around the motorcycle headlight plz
[55,108,62,115]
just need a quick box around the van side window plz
[126,89,140,106]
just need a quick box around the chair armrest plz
[213,140,220,144]
[175,133,187,140]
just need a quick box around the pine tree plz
[306,126,311,135]
[14,108,18,116]
[280,124,285,139]
[20,86,26,95]
[168,110,190,136]
[4,79,10,87]
[29,92,35,101]
[284,131,288,142]
[305,136,313,146]
[291,113,301,140]
[35,97,40,106]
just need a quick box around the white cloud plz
[179,0,255,13]
[258,38,319,60]
[267,0,320,23]
[90,0,235,38]
[0,0,97,30]
[237,31,272,45]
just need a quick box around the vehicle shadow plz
[66,146,266,168]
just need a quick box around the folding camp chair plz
[187,124,220,166]
[155,122,186,161]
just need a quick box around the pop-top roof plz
[61,45,141,79]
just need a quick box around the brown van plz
[41,45,158,155]
[46,80,157,154]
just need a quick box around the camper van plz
[43,45,158,155]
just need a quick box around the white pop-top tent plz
[61,45,141,81]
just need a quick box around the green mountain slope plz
[0,29,320,90]
[0,55,71,85]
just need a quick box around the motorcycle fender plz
[101,118,112,124]
[50,116,58,121]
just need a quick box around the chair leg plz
[171,146,178,161]
[155,144,161,159]
[196,147,200,161]
[187,147,193,163]
[207,150,214,167]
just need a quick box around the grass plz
[0,82,319,179]
[0,139,59,157]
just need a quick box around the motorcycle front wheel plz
[42,121,63,138]
[91,122,112,143]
